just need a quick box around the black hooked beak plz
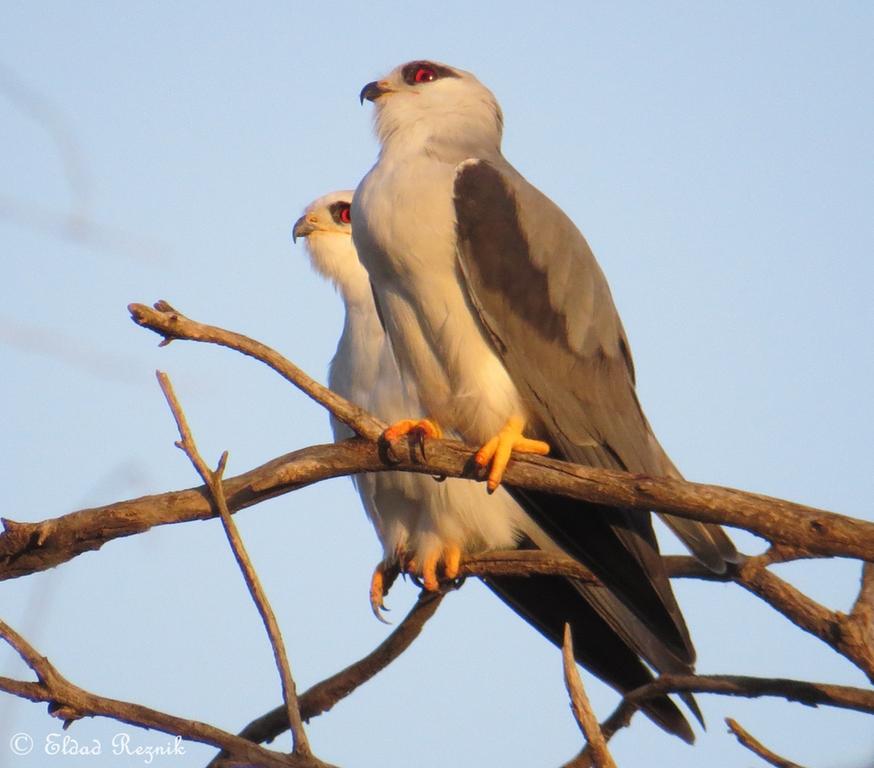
[292,215,315,243]
[359,80,388,104]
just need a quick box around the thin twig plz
[853,563,874,619]
[565,671,874,768]
[207,590,445,765]
[567,699,640,767]
[848,563,874,656]
[0,620,315,768]
[726,718,807,768]
[156,371,312,759]
[0,439,378,581]
[131,302,384,440]
[0,615,56,684]
[127,300,874,563]
[562,624,617,768]
[665,554,874,681]
[625,673,874,714]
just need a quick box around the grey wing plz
[453,158,736,572]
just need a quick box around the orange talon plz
[369,565,390,624]
[475,415,550,492]
[422,551,440,592]
[383,418,442,442]
[444,544,462,580]
[415,545,463,592]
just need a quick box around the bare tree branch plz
[1,301,870,767]
[0,439,375,581]
[844,564,874,671]
[852,564,874,620]
[562,698,640,768]
[465,550,873,679]
[663,553,874,681]
[127,301,874,557]
[623,674,874,715]
[2,489,871,682]
[208,590,445,765]
[4,428,873,584]
[156,371,313,760]
[565,672,874,768]
[0,619,323,768]
[0,417,870,680]
[725,718,806,768]
[130,301,385,440]
[562,624,617,768]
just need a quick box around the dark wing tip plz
[661,516,741,574]
[484,574,696,743]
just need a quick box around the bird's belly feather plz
[356,157,528,445]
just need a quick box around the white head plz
[359,60,503,154]
[292,190,371,303]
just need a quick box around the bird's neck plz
[332,296,386,393]
[334,266,384,353]
[377,115,501,165]
[337,273,375,315]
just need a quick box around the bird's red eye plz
[339,205,351,224]
[402,62,450,85]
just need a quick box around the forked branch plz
[156,371,313,760]
[566,673,874,767]
[0,300,869,768]
[208,590,444,765]
[0,619,318,768]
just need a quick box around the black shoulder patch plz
[453,161,564,343]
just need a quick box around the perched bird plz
[354,62,737,676]
[293,190,702,740]
[292,190,525,604]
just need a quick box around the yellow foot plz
[382,419,443,463]
[419,543,463,591]
[383,418,442,441]
[369,545,462,620]
[474,415,550,492]
[369,561,399,624]
[444,544,462,581]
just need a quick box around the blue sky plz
[0,2,872,767]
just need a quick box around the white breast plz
[328,262,524,561]
[355,152,527,445]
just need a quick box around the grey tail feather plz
[569,579,705,730]
[484,573,696,743]
[507,486,696,667]
[680,692,705,730]
[660,515,740,574]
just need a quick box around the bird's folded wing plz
[452,157,736,571]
